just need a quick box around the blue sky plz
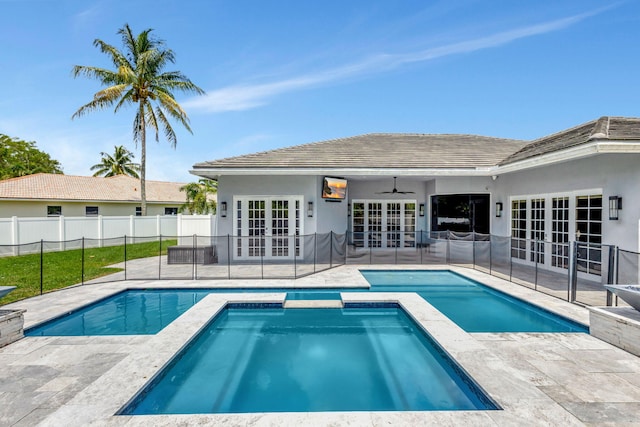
[1,0,639,182]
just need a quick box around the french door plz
[351,200,416,248]
[510,192,602,277]
[234,196,302,260]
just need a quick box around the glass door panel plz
[530,198,545,264]
[386,203,401,248]
[368,202,382,248]
[552,197,569,269]
[248,200,266,257]
[404,202,416,247]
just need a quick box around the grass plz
[0,239,177,305]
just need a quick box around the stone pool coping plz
[35,291,581,425]
[3,265,640,425]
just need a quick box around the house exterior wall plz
[216,175,323,236]
[211,154,639,252]
[0,201,181,218]
[490,153,640,251]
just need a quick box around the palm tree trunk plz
[139,103,147,216]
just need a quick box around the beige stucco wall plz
[0,201,182,218]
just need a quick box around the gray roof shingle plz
[193,133,526,170]
[193,116,640,173]
[500,116,640,165]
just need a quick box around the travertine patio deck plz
[1,265,639,426]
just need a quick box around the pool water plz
[123,306,498,414]
[362,270,587,333]
[26,289,211,336]
[26,270,588,336]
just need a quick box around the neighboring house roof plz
[500,116,640,165]
[193,134,526,170]
[192,116,640,177]
[0,174,186,203]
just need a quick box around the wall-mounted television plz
[322,177,347,200]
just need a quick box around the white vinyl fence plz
[0,214,217,247]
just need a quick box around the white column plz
[11,216,18,255]
[129,215,135,238]
[176,214,183,244]
[59,215,65,251]
[98,215,104,247]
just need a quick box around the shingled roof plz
[500,116,640,165]
[0,174,186,203]
[193,133,526,170]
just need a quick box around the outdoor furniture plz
[167,245,217,264]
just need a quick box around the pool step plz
[283,300,344,309]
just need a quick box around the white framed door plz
[351,199,417,248]
[509,190,602,278]
[233,196,303,260]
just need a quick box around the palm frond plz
[155,107,178,147]
[92,39,131,70]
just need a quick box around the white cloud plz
[184,8,606,114]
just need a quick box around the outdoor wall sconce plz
[419,203,425,217]
[609,196,622,220]
[495,202,503,218]
[307,201,314,218]
[347,203,351,217]
[220,201,227,218]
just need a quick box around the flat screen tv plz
[322,177,347,200]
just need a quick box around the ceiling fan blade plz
[376,177,414,194]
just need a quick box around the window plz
[135,207,142,216]
[164,207,178,215]
[47,206,62,217]
[85,206,99,217]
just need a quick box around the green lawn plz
[0,239,176,305]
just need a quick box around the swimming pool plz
[25,270,587,336]
[121,305,499,414]
[361,270,588,333]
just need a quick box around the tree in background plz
[179,179,217,214]
[90,145,140,178]
[0,134,63,179]
[72,24,204,215]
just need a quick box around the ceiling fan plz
[376,177,415,194]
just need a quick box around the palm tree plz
[90,145,140,178]
[72,24,204,215]
[179,179,218,214]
